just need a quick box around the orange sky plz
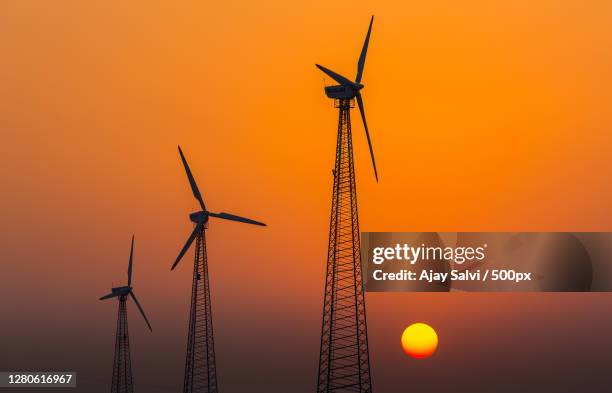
[1,1,612,391]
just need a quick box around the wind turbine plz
[316,15,377,181]
[172,145,265,393]
[99,236,152,393]
[315,16,377,393]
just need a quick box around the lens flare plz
[401,323,438,359]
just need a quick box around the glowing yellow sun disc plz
[401,323,438,359]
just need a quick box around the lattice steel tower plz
[111,296,133,393]
[100,236,153,393]
[182,226,217,393]
[171,146,266,393]
[315,16,378,393]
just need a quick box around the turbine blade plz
[356,93,378,182]
[178,145,206,211]
[129,291,152,331]
[315,64,354,86]
[127,235,134,287]
[171,223,202,270]
[355,15,374,84]
[209,212,266,226]
[99,292,120,300]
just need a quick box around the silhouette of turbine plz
[172,145,266,393]
[315,15,377,393]
[100,236,152,393]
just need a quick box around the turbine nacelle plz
[111,286,132,296]
[323,83,364,100]
[189,210,209,224]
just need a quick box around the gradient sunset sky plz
[1,1,612,392]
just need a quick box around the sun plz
[401,323,438,359]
